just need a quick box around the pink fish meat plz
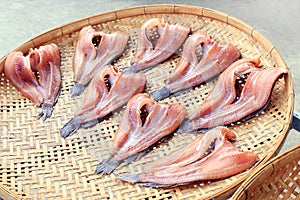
[71,26,129,97]
[4,43,61,120]
[118,127,258,187]
[95,93,187,174]
[60,65,146,138]
[123,18,191,73]
[179,59,288,132]
[151,32,241,100]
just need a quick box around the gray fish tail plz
[70,83,85,98]
[117,173,140,184]
[151,87,171,101]
[37,103,54,121]
[60,117,81,138]
[95,158,122,175]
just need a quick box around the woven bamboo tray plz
[0,4,294,200]
[232,144,300,199]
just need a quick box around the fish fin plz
[70,83,85,98]
[37,103,54,121]
[138,182,176,188]
[122,147,150,165]
[122,65,137,74]
[177,119,193,133]
[151,87,171,101]
[81,119,100,128]
[140,180,198,188]
[117,174,188,188]
[95,158,122,175]
[164,87,191,99]
[242,96,271,122]
[117,173,140,184]
[60,117,81,138]
[123,154,140,166]
[81,117,106,128]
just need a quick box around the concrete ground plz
[0,1,299,151]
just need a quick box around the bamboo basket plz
[0,4,294,200]
[232,144,300,200]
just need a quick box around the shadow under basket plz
[232,144,300,200]
[0,4,294,200]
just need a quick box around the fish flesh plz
[117,127,258,187]
[4,43,61,120]
[123,18,191,74]
[189,58,261,119]
[71,26,129,97]
[179,60,288,132]
[95,93,187,175]
[60,65,146,138]
[151,32,241,101]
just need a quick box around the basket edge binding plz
[0,4,294,200]
[231,144,300,200]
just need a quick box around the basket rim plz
[0,183,21,200]
[0,4,295,200]
[232,144,300,199]
[0,4,290,72]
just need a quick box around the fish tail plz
[177,120,194,133]
[81,117,106,128]
[70,83,85,98]
[151,87,171,101]
[117,173,140,184]
[60,117,81,138]
[122,65,137,74]
[123,154,140,166]
[37,103,54,121]
[95,158,122,175]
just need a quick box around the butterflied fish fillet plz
[151,32,241,101]
[189,58,261,119]
[123,18,191,74]
[4,43,61,120]
[179,60,288,132]
[71,26,129,97]
[95,93,187,175]
[117,127,258,187]
[60,65,146,138]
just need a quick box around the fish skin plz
[60,66,146,138]
[95,93,188,175]
[71,25,129,97]
[125,18,191,73]
[4,44,61,120]
[117,127,258,187]
[180,62,288,132]
[151,32,241,101]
